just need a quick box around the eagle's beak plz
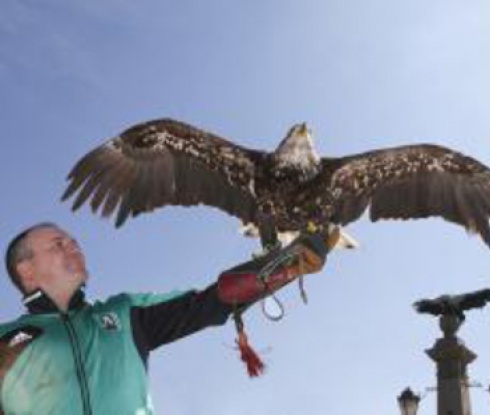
[298,122,309,137]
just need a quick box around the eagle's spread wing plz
[62,119,262,227]
[322,144,490,246]
[414,289,490,316]
[413,298,446,316]
[457,288,490,311]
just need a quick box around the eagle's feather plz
[63,119,260,227]
[414,288,490,317]
[62,118,490,248]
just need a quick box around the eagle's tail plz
[329,226,359,250]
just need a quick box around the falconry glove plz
[217,228,339,377]
[217,229,332,305]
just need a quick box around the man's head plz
[5,223,88,299]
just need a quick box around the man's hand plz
[287,226,341,275]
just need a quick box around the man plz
[0,222,331,415]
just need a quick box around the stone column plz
[425,314,476,415]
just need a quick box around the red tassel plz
[235,322,265,377]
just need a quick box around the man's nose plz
[64,239,80,252]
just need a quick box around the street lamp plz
[398,387,420,415]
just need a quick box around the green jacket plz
[0,286,231,415]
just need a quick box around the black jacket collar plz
[23,288,86,314]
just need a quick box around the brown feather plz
[322,144,490,247]
[64,119,260,228]
[63,120,490,249]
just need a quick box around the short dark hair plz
[5,222,59,294]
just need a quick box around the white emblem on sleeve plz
[8,331,33,347]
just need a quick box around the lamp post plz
[397,387,420,415]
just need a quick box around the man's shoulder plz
[0,315,34,338]
[91,293,132,312]
[93,290,193,310]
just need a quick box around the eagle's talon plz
[252,240,282,259]
[306,222,319,234]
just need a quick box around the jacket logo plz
[99,312,121,331]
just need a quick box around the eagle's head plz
[273,123,320,179]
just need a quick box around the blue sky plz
[1,1,490,414]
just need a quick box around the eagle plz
[62,118,490,249]
[414,288,490,320]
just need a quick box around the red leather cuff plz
[217,271,264,304]
[217,267,292,305]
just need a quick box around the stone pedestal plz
[426,314,476,415]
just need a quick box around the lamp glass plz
[398,388,420,415]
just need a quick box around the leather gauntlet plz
[216,229,339,377]
[217,230,333,305]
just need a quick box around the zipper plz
[61,313,92,415]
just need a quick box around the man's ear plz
[16,260,37,292]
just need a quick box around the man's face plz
[20,226,88,294]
